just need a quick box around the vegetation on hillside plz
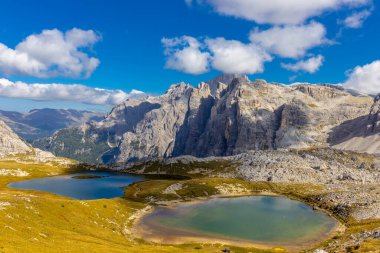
[0,155,280,253]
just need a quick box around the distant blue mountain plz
[0,108,104,141]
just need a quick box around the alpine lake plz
[9,172,338,249]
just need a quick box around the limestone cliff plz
[34,75,374,163]
[0,120,33,156]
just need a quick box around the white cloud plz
[249,22,328,59]
[281,55,324,73]
[342,10,371,28]
[162,23,329,75]
[196,0,371,25]
[161,36,272,75]
[0,78,144,105]
[161,36,210,75]
[343,60,380,95]
[0,28,100,78]
[206,38,272,74]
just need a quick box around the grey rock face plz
[369,94,380,133]
[206,73,247,97]
[117,82,193,162]
[0,120,32,156]
[330,94,380,154]
[172,82,215,156]
[37,75,374,163]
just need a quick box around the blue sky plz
[0,0,379,111]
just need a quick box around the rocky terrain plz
[0,108,104,141]
[123,148,380,219]
[121,147,380,252]
[34,74,376,163]
[235,148,380,222]
[0,120,33,156]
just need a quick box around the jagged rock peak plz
[165,82,190,93]
[196,82,211,91]
[227,75,252,92]
[208,74,249,85]
[167,81,191,90]
[206,74,249,97]
[37,74,377,162]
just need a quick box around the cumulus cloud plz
[194,0,371,25]
[342,10,372,28]
[206,38,272,74]
[281,55,324,73]
[161,35,272,75]
[162,25,329,75]
[0,28,101,78]
[249,22,328,59]
[161,36,210,75]
[0,78,144,105]
[343,60,380,95]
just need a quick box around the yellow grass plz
[0,158,277,253]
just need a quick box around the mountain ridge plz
[0,108,104,141]
[34,74,376,163]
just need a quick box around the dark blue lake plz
[9,172,144,200]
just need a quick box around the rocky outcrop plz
[35,75,374,163]
[0,120,65,163]
[369,94,380,132]
[34,83,193,163]
[205,73,246,97]
[0,120,33,156]
[171,82,215,156]
[117,83,193,162]
[189,79,371,156]
[330,94,380,154]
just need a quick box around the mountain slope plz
[330,94,380,154]
[35,75,374,163]
[0,108,104,141]
[0,120,33,156]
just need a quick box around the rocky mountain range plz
[33,74,379,163]
[0,108,104,141]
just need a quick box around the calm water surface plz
[141,196,338,246]
[9,172,144,200]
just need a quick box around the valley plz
[0,75,380,252]
[1,147,380,252]
[2,1,380,252]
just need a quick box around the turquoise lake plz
[8,172,144,200]
[140,196,338,246]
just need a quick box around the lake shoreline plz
[8,171,145,200]
[131,194,344,252]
